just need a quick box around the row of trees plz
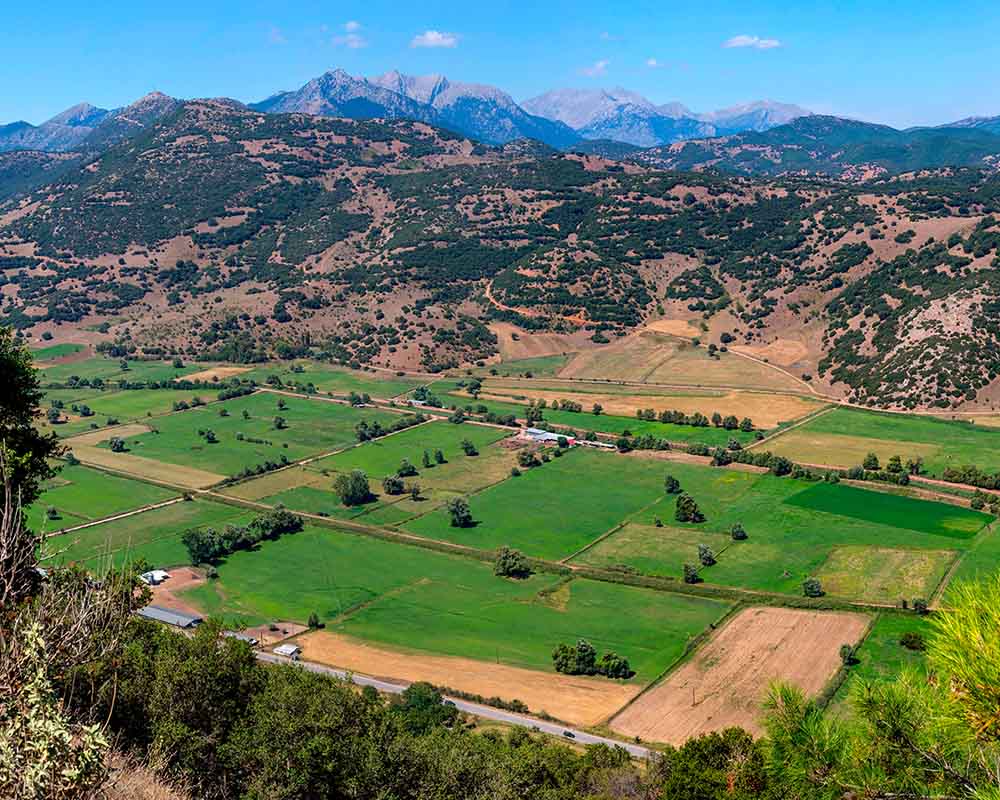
[181,508,304,564]
[637,408,754,432]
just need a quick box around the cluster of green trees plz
[354,412,426,443]
[494,546,532,578]
[333,470,374,506]
[181,508,304,563]
[551,638,634,679]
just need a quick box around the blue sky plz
[4,0,999,128]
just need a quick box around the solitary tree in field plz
[494,546,532,579]
[839,644,856,666]
[664,475,681,494]
[108,437,126,453]
[461,439,479,456]
[675,492,705,523]
[802,577,823,598]
[422,449,432,469]
[711,412,723,428]
[433,448,446,465]
[683,563,700,584]
[862,452,880,470]
[277,398,287,410]
[273,416,287,430]
[446,497,473,528]
[407,482,421,501]
[731,522,748,541]
[697,544,716,567]
[592,403,603,416]
[397,458,418,477]
[382,475,404,495]
[333,470,372,507]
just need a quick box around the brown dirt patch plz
[149,567,205,617]
[179,366,251,383]
[297,631,640,727]
[611,607,870,743]
[489,321,584,362]
[243,621,308,646]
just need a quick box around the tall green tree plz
[0,328,61,507]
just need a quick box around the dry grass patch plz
[475,388,821,429]
[610,607,870,744]
[66,423,153,446]
[297,631,641,727]
[221,466,325,501]
[816,546,956,604]
[71,445,225,489]
[765,430,941,470]
[645,319,701,338]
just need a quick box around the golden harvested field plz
[816,546,956,604]
[610,607,870,743]
[475,387,822,429]
[489,321,582,360]
[297,631,641,727]
[66,423,152,446]
[220,466,325,501]
[764,430,941,470]
[560,331,809,392]
[645,319,702,338]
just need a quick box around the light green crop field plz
[48,498,254,569]
[112,394,402,477]
[766,406,1000,475]
[476,354,572,377]
[50,389,216,438]
[39,356,201,386]
[311,420,509,479]
[950,522,1000,585]
[181,524,731,679]
[572,462,991,597]
[828,613,932,717]
[26,465,177,534]
[31,343,84,360]
[239,361,426,399]
[403,447,669,559]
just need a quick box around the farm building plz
[274,643,302,659]
[519,427,576,446]
[136,605,202,629]
[140,569,170,586]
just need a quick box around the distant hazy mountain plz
[523,89,809,147]
[251,69,578,147]
[251,69,438,124]
[81,92,182,151]
[369,71,579,147]
[0,102,111,153]
[939,115,1000,136]
[703,100,811,134]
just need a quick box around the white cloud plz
[579,59,609,77]
[723,34,782,50]
[646,57,662,68]
[410,30,459,48]
[333,20,367,49]
[267,26,287,45]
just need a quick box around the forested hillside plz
[2,100,1000,407]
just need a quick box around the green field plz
[113,393,401,477]
[182,524,731,679]
[767,406,1000,475]
[403,448,669,559]
[828,613,932,716]
[49,388,215,437]
[476,354,572,377]
[48,498,253,568]
[26,465,177,534]
[785,482,987,538]
[239,361,426,399]
[39,356,201,386]
[312,420,509,479]
[572,462,991,596]
[32,343,84,360]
